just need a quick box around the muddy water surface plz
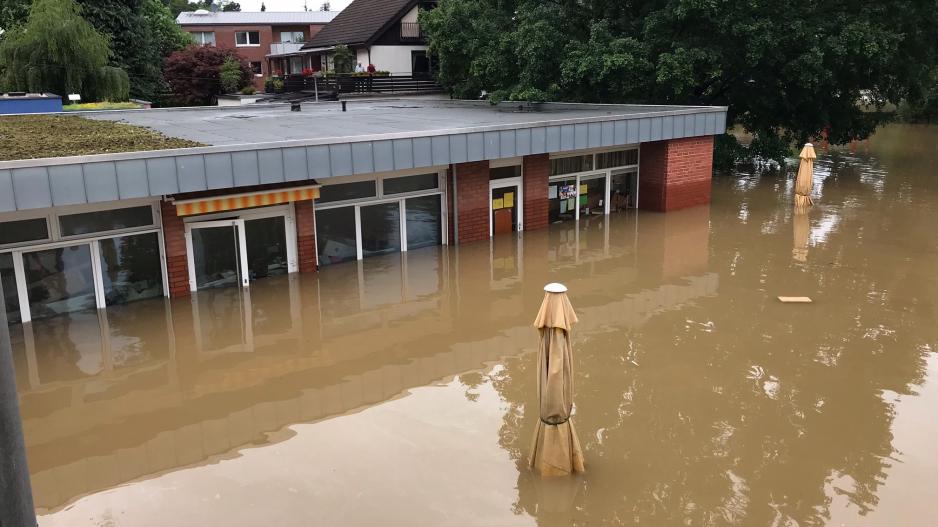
[13,125,938,526]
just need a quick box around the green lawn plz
[0,115,204,161]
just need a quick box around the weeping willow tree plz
[0,0,129,101]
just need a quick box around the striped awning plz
[174,186,319,216]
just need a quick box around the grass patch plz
[0,115,204,161]
[62,101,143,111]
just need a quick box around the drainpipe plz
[451,165,459,245]
[0,281,36,527]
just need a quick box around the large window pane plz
[245,216,288,279]
[405,194,442,249]
[383,173,438,195]
[360,202,401,258]
[192,226,241,289]
[611,170,638,211]
[580,176,607,216]
[98,232,164,306]
[59,206,153,237]
[23,244,96,319]
[317,181,377,204]
[316,207,357,266]
[549,178,577,223]
[0,218,49,246]
[1,253,20,324]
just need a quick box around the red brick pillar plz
[453,161,490,244]
[294,200,318,272]
[160,200,190,298]
[639,136,715,212]
[522,154,549,231]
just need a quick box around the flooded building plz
[0,99,726,323]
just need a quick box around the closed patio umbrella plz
[794,143,816,210]
[792,209,810,262]
[529,283,585,477]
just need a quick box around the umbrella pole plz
[0,280,36,526]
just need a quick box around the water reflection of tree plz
[490,147,936,525]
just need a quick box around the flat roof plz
[0,99,728,213]
[82,99,723,147]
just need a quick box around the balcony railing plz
[400,22,423,40]
[268,42,305,56]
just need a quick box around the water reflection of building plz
[9,213,718,511]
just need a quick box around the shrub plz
[332,44,355,73]
[164,45,252,105]
[240,85,257,95]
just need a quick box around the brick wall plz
[294,200,318,272]
[453,161,490,244]
[639,136,715,212]
[522,154,549,231]
[160,200,190,298]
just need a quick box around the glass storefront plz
[1,253,20,324]
[245,216,289,279]
[23,245,97,320]
[315,172,445,266]
[192,225,242,290]
[405,195,442,249]
[360,203,402,258]
[549,178,578,223]
[611,170,638,211]
[99,232,164,305]
[580,176,607,217]
[316,207,358,266]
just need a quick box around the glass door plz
[187,220,249,292]
[244,216,290,280]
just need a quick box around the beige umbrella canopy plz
[794,143,817,210]
[529,283,585,477]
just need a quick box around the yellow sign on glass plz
[493,198,504,210]
[504,192,514,208]
[579,184,588,194]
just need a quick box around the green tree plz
[168,0,198,17]
[219,56,242,93]
[0,0,129,101]
[332,44,354,73]
[422,0,938,163]
[220,1,240,11]
[0,0,31,35]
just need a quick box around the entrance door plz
[187,220,248,291]
[244,216,289,279]
[490,185,520,236]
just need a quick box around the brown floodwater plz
[11,124,938,526]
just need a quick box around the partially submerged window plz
[236,31,261,46]
[0,217,49,247]
[383,173,438,195]
[550,155,593,176]
[58,205,154,237]
[596,149,638,169]
[317,180,377,204]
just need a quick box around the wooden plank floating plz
[778,296,813,303]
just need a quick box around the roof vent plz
[193,9,210,15]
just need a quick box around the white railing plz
[268,42,305,56]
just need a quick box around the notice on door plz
[504,192,514,208]
[493,198,504,210]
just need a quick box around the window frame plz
[190,31,216,46]
[235,31,261,47]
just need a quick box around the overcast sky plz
[233,0,354,11]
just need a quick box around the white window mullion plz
[236,220,249,288]
[185,229,197,292]
[355,206,363,260]
[12,251,31,324]
[285,212,299,273]
[400,200,408,252]
[604,172,611,216]
[575,175,581,222]
[90,241,106,309]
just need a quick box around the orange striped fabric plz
[175,187,320,216]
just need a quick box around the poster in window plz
[559,185,577,199]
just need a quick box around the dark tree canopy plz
[164,45,251,105]
[422,0,938,157]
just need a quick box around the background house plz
[301,0,437,76]
[177,10,339,90]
